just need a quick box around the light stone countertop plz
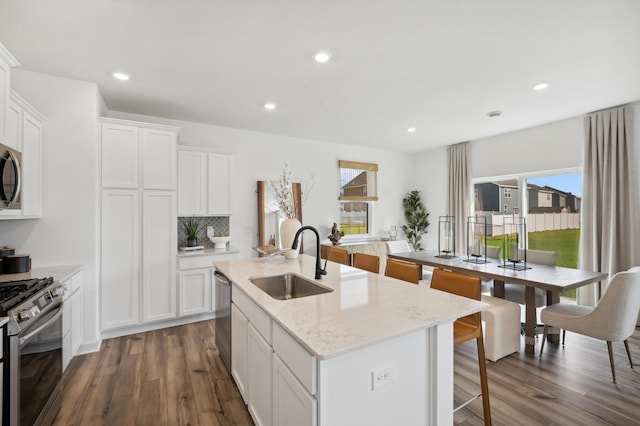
[177,246,240,257]
[0,264,83,283]
[214,254,487,360]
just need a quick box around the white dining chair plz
[539,266,640,383]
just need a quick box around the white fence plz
[484,212,580,236]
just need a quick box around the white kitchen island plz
[214,254,487,426]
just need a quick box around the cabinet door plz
[177,150,207,216]
[273,354,317,426]
[178,268,212,316]
[5,100,20,150]
[102,189,140,330]
[142,191,177,322]
[0,46,15,145]
[20,110,43,217]
[141,128,177,190]
[71,287,83,356]
[248,323,273,426]
[101,122,139,188]
[231,303,249,403]
[207,153,231,215]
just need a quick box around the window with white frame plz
[339,160,378,237]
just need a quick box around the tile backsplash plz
[178,216,230,248]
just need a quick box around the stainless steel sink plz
[249,273,333,300]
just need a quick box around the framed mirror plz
[257,180,303,255]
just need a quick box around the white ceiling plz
[1,0,640,153]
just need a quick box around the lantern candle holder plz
[498,215,530,271]
[464,216,490,264]
[435,216,457,258]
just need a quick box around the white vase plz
[280,218,302,260]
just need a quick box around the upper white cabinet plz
[101,118,178,190]
[0,43,19,146]
[178,146,232,216]
[0,91,45,219]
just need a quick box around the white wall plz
[108,111,415,257]
[0,70,101,351]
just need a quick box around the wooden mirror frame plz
[257,180,303,255]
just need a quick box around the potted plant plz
[181,216,204,247]
[401,190,430,251]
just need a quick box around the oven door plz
[9,303,64,426]
[0,143,22,210]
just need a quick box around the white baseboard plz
[99,312,218,340]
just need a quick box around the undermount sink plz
[249,273,333,300]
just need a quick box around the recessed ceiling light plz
[532,82,549,91]
[487,110,502,118]
[313,51,332,63]
[112,72,130,81]
[407,127,416,133]
[264,102,277,110]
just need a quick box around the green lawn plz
[486,228,581,298]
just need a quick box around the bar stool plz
[352,252,380,274]
[384,258,420,284]
[430,268,491,425]
[327,247,350,265]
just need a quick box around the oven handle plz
[19,303,64,346]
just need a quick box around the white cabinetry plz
[100,118,179,332]
[177,147,232,216]
[0,43,19,146]
[0,91,45,219]
[273,354,317,426]
[231,303,249,401]
[178,267,212,316]
[62,269,84,371]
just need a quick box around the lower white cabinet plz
[273,354,317,426]
[178,268,212,316]
[248,323,272,426]
[62,269,84,371]
[232,286,317,426]
[231,303,249,401]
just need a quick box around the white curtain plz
[578,106,640,306]
[447,142,471,254]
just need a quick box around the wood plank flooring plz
[53,320,640,425]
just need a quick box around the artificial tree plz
[401,190,430,251]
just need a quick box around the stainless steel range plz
[0,277,65,426]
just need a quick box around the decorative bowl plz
[209,235,230,249]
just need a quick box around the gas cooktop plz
[0,277,54,315]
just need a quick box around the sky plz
[527,173,582,197]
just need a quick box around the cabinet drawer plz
[273,322,317,395]
[178,255,216,270]
[232,287,271,344]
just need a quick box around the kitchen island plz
[214,254,487,426]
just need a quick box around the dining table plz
[387,250,608,355]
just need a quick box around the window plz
[474,170,582,298]
[339,160,378,237]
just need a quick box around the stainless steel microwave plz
[0,142,22,209]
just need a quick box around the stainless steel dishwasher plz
[214,270,232,374]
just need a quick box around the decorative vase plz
[187,237,198,247]
[280,218,302,260]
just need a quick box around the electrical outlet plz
[371,365,395,390]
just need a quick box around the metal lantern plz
[435,216,456,258]
[465,216,489,264]
[499,215,530,270]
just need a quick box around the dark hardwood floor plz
[53,320,640,425]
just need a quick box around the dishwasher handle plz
[214,270,231,286]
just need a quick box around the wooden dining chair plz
[430,268,491,425]
[327,247,350,265]
[352,252,380,274]
[384,259,420,284]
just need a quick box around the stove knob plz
[18,306,39,321]
[52,286,65,297]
